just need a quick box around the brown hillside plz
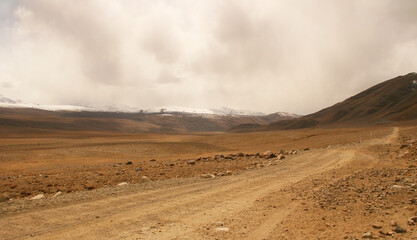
[232,73,417,131]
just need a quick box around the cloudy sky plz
[0,0,416,114]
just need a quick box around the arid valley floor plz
[1,124,417,239]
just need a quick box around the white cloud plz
[0,0,416,114]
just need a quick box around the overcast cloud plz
[0,0,416,114]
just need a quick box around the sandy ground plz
[0,126,395,199]
[1,125,416,239]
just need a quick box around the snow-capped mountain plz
[144,106,214,114]
[0,95,89,111]
[0,94,301,133]
[0,95,20,104]
[210,107,265,116]
[0,95,299,117]
[144,106,283,116]
[0,96,141,113]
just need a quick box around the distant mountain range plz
[231,72,417,132]
[2,72,415,134]
[0,97,298,117]
[0,97,300,134]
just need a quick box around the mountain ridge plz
[231,73,417,132]
[0,96,300,117]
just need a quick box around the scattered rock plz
[201,174,215,179]
[400,144,408,149]
[52,191,62,198]
[215,227,229,232]
[409,216,417,223]
[394,225,407,233]
[372,224,382,229]
[237,152,244,157]
[140,176,152,183]
[304,148,310,151]
[262,151,276,159]
[136,168,143,171]
[30,194,45,200]
[187,160,196,165]
[392,185,405,189]
[277,154,285,160]
[125,161,133,165]
[150,159,156,162]
[362,232,373,238]
[378,230,393,236]
[117,182,128,186]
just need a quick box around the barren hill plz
[232,73,417,131]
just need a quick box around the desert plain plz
[1,123,416,239]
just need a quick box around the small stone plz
[392,185,405,189]
[125,161,133,165]
[201,174,215,179]
[394,225,407,233]
[150,159,156,162]
[262,151,276,159]
[187,160,196,165]
[372,224,382,229]
[0,195,9,202]
[215,227,229,232]
[409,216,417,222]
[389,220,398,227]
[277,154,285,160]
[136,168,143,171]
[378,230,393,236]
[30,194,45,200]
[362,232,373,238]
[140,176,152,183]
[52,191,62,198]
[304,148,310,151]
[117,182,128,186]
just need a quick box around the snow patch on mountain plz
[144,106,268,116]
[210,107,265,116]
[145,106,216,114]
[0,95,300,117]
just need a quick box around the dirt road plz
[2,127,416,239]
